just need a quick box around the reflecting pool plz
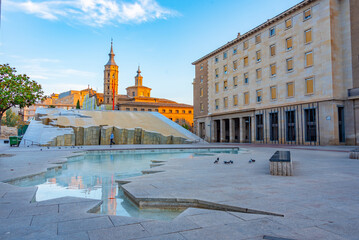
[12,148,239,220]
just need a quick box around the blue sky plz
[1,0,302,105]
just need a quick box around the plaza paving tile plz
[0,143,358,239]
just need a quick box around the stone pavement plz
[0,142,358,239]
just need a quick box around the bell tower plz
[104,40,119,105]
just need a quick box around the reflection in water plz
[13,149,239,220]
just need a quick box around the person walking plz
[110,133,115,146]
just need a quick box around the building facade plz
[193,0,359,145]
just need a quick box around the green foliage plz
[76,99,81,109]
[182,123,190,130]
[0,64,45,115]
[0,64,44,135]
[1,109,20,127]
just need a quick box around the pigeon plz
[251,159,256,162]
[214,157,219,164]
[40,149,42,151]
[224,161,233,164]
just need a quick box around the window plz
[286,110,296,142]
[256,68,262,80]
[286,37,293,50]
[233,47,237,55]
[304,8,311,20]
[215,57,219,63]
[224,65,228,74]
[182,110,186,113]
[269,27,276,37]
[215,68,219,78]
[126,108,130,111]
[287,82,294,97]
[200,75,204,83]
[256,114,264,141]
[233,76,238,87]
[148,109,152,112]
[305,108,317,142]
[255,34,261,44]
[215,82,219,93]
[176,110,179,113]
[233,60,238,71]
[215,99,219,110]
[223,80,228,90]
[305,29,312,44]
[200,88,203,97]
[305,51,313,67]
[270,112,279,141]
[244,92,249,105]
[270,64,276,77]
[223,97,228,108]
[306,77,314,94]
[256,50,261,62]
[270,44,276,56]
[141,108,145,111]
[189,110,192,114]
[233,95,238,106]
[200,103,204,112]
[133,108,137,111]
[223,51,228,59]
[244,56,249,67]
[287,58,293,72]
[244,72,249,84]
[200,64,203,70]
[256,89,262,103]
[270,86,277,100]
[285,18,292,29]
[155,109,158,112]
[243,40,249,50]
[169,109,172,113]
[162,109,166,113]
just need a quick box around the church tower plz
[103,41,119,104]
[135,66,143,86]
[126,66,152,97]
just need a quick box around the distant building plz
[192,0,358,145]
[101,42,194,128]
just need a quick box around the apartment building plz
[193,0,359,145]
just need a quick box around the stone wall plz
[46,126,187,146]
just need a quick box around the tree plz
[0,64,44,135]
[1,109,20,127]
[76,99,81,109]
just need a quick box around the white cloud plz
[5,0,177,26]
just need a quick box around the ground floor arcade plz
[195,100,358,145]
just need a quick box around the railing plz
[21,138,41,147]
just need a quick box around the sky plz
[0,0,303,105]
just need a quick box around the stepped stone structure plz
[20,108,202,147]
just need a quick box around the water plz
[12,148,239,220]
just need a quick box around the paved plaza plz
[0,142,358,239]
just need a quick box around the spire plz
[136,65,141,76]
[106,39,117,66]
